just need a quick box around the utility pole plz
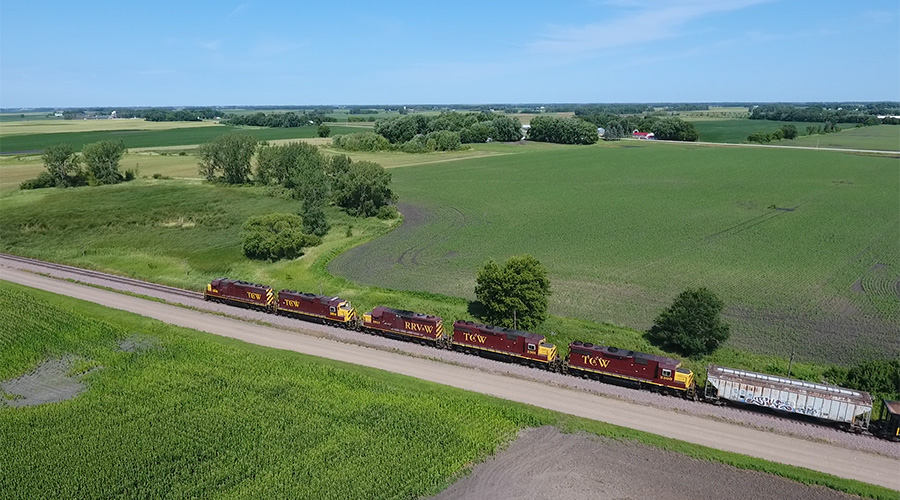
[513,310,517,330]
[787,346,795,378]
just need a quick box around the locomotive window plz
[329,306,336,313]
[661,369,672,377]
[527,343,536,351]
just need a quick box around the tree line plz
[21,141,133,189]
[59,107,220,122]
[221,111,337,128]
[374,112,523,144]
[750,104,900,124]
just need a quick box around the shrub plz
[331,132,392,152]
[20,171,57,190]
[376,205,399,220]
[241,213,322,261]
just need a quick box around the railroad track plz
[0,253,204,301]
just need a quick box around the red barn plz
[452,321,557,366]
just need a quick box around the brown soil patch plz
[1,357,94,408]
[431,427,860,500]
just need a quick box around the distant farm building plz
[632,130,655,140]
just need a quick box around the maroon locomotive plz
[452,320,558,366]
[276,290,357,326]
[361,306,443,343]
[566,341,695,396]
[204,278,275,311]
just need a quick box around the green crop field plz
[776,125,900,152]
[686,118,850,143]
[0,282,533,499]
[330,142,900,365]
[1,283,894,500]
[0,124,364,154]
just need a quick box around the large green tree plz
[332,161,396,217]
[41,143,82,187]
[82,140,127,185]
[198,133,258,184]
[475,255,551,330]
[647,287,730,357]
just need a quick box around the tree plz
[301,204,329,237]
[780,124,798,140]
[197,133,258,184]
[82,140,127,185]
[41,143,82,187]
[332,160,396,216]
[603,124,625,141]
[647,287,730,358]
[317,124,331,138]
[474,255,551,330]
[241,213,321,261]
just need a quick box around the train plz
[204,277,899,441]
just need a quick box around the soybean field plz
[330,142,900,364]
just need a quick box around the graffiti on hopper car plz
[741,395,819,416]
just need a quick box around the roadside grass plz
[1,282,895,500]
[328,142,900,365]
[775,125,900,152]
[0,124,364,154]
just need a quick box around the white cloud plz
[529,0,773,55]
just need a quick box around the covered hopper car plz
[704,365,873,431]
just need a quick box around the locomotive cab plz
[538,343,557,362]
[335,301,356,322]
[674,367,694,389]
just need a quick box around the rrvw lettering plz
[405,321,434,334]
[283,299,301,308]
[463,332,487,344]
[247,292,262,300]
[581,355,610,368]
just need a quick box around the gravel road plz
[1,264,898,490]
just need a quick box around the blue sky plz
[1,0,898,107]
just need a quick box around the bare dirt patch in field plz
[1,356,95,408]
[431,427,860,500]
